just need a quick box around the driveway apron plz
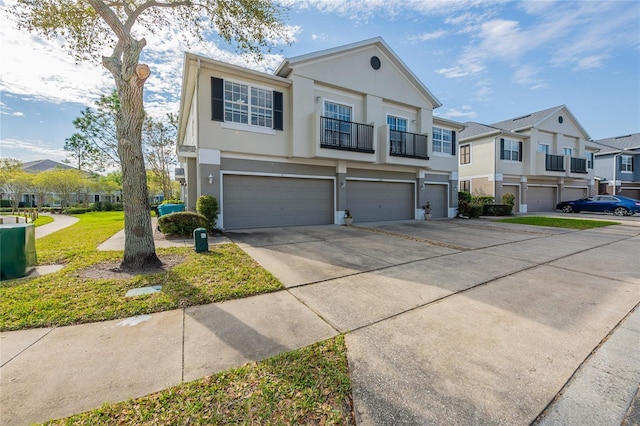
[230,220,640,425]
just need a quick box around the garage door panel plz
[561,187,587,202]
[347,181,413,222]
[223,176,333,229]
[528,186,556,212]
[425,184,448,218]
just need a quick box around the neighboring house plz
[458,105,597,213]
[18,159,118,206]
[176,37,463,229]
[592,133,640,199]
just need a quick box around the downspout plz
[194,58,201,211]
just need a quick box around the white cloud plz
[0,138,67,162]
[512,65,548,89]
[408,31,447,42]
[439,105,477,119]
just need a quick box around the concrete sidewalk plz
[97,217,231,250]
[1,218,639,425]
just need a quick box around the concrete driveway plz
[228,218,640,425]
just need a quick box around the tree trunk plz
[110,41,161,270]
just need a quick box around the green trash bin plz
[193,227,209,253]
[0,223,37,280]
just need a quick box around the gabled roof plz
[591,133,640,155]
[458,121,522,141]
[275,37,442,108]
[490,105,591,140]
[22,159,72,173]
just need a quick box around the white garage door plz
[347,181,414,222]
[561,187,587,202]
[425,184,448,218]
[528,186,557,212]
[223,175,333,229]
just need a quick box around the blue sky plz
[1,0,639,164]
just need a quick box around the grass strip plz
[42,336,354,426]
[35,211,126,265]
[33,215,54,227]
[1,212,283,331]
[497,216,619,229]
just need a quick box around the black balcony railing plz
[570,157,587,174]
[389,130,429,159]
[545,154,565,172]
[320,116,374,153]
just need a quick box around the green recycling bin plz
[193,227,209,253]
[0,223,37,280]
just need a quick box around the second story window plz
[433,127,453,154]
[224,82,273,128]
[585,152,594,169]
[211,77,283,131]
[538,144,549,154]
[460,144,471,165]
[564,147,572,156]
[500,138,522,161]
[621,155,634,172]
[224,81,248,124]
[388,115,408,155]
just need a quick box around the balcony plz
[570,157,587,174]
[545,154,565,172]
[389,130,429,159]
[320,116,374,153]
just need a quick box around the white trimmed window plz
[538,144,549,154]
[564,147,572,156]
[224,81,273,128]
[500,138,522,161]
[621,155,634,172]
[433,127,453,154]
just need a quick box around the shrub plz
[0,200,12,208]
[64,207,89,214]
[501,192,515,206]
[196,195,219,230]
[161,199,184,205]
[482,203,513,216]
[469,203,484,218]
[158,211,209,237]
[457,192,473,217]
[471,195,495,205]
[90,201,104,212]
[112,202,124,211]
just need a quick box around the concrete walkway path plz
[1,216,639,425]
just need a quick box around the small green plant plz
[161,199,184,205]
[344,209,352,218]
[501,192,515,206]
[158,211,210,237]
[196,195,219,230]
[471,195,494,205]
[64,207,89,214]
[482,203,513,216]
[457,192,472,217]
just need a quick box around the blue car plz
[556,195,640,216]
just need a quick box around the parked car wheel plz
[614,207,628,216]
[562,205,573,213]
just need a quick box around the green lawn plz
[33,215,54,227]
[0,212,283,331]
[42,336,354,426]
[497,216,620,229]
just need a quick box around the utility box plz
[193,227,209,253]
[0,223,36,280]
[157,203,185,217]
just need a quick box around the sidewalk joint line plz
[531,302,640,425]
[1,326,57,368]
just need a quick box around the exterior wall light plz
[208,174,214,184]
[341,180,346,189]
